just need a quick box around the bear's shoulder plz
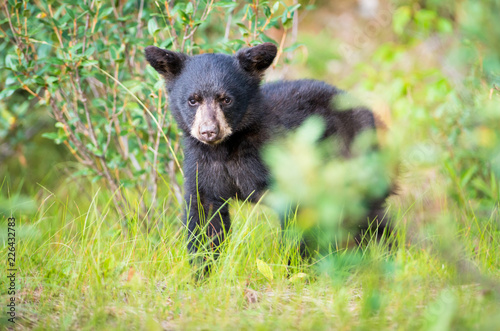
[261,79,342,100]
[259,79,344,129]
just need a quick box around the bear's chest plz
[194,145,269,202]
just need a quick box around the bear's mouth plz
[196,134,226,145]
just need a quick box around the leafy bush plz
[0,0,303,223]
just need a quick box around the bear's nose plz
[199,123,219,142]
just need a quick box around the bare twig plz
[273,26,288,68]
[2,4,21,46]
[92,64,184,176]
[164,0,180,50]
[224,0,236,40]
[149,89,165,216]
[74,68,99,148]
[181,0,214,53]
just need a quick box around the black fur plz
[145,43,390,257]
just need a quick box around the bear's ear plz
[145,46,189,81]
[236,43,277,77]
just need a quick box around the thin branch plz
[272,25,288,68]
[224,0,236,40]
[164,0,180,50]
[2,4,21,46]
[92,64,184,176]
[74,68,99,148]
[49,98,95,167]
[181,0,214,52]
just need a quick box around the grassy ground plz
[1,175,499,330]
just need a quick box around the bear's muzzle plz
[190,101,232,145]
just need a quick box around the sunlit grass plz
[1,176,499,330]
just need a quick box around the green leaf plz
[5,54,18,71]
[46,57,66,65]
[282,15,293,30]
[177,10,189,23]
[460,164,477,187]
[66,8,75,19]
[284,43,303,53]
[414,9,437,32]
[263,5,271,18]
[148,18,159,36]
[287,4,301,13]
[256,259,273,281]
[41,132,59,140]
[260,34,276,44]
[215,1,238,9]
[99,6,114,19]
[437,18,453,34]
[185,2,194,15]
[91,175,103,183]
[393,6,411,36]
[0,86,18,100]
[236,22,249,32]
[272,1,280,13]
[84,46,95,58]
[46,76,59,84]
[81,60,98,66]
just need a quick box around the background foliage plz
[1,0,500,329]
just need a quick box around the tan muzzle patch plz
[190,101,232,144]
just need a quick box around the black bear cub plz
[145,43,389,257]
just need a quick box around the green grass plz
[1,176,499,330]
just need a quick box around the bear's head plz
[145,43,277,145]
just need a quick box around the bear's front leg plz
[184,192,231,258]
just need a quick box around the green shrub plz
[0,0,303,223]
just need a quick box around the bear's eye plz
[188,98,198,106]
[222,97,232,105]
